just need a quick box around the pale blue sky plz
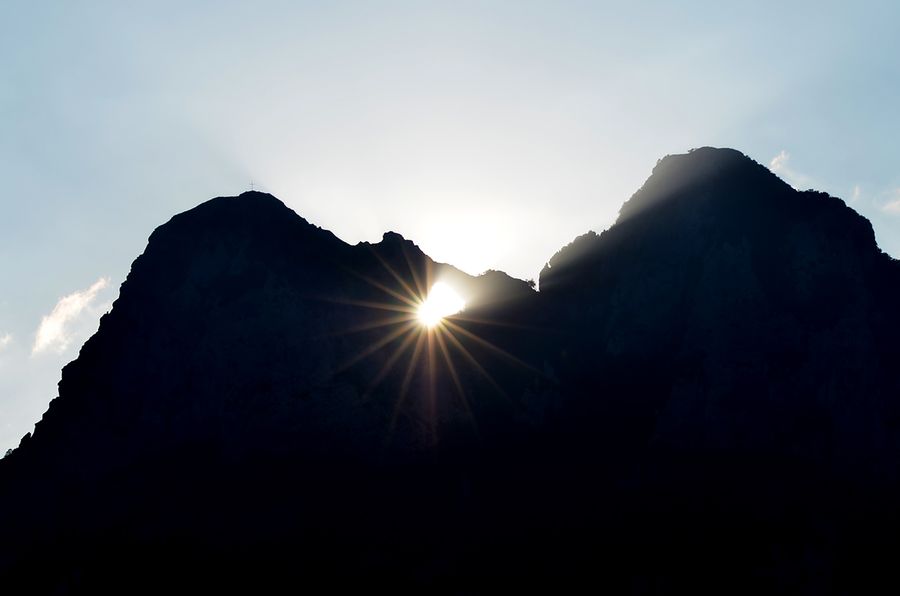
[2,0,899,453]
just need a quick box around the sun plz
[332,257,524,443]
[417,282,466,328]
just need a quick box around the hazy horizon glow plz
[2,0,900,453]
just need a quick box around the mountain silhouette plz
[3,147,900,594]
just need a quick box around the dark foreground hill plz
[3,147,900,593]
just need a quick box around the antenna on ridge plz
[249,179,255,191]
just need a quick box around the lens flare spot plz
[417,282,465,328]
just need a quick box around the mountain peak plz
[380,231,410,244]
[236,189,279,199]
[655,146,767,176]
[616,147,789,224]
[541,146,881,294]
[365,231,429,263]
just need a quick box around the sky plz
[2,0,900,453]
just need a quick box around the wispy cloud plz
[768,149,814,190]
[0,333,11,350]
[769,150,790,173]
[878,187,900,215]
[32,277,110,355]
[851,185,861,203]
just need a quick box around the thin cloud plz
[0,333,11,350]
[769,150,790,173]
[32,277,110,355]
[768,149,813,190]
[883,197,900,215]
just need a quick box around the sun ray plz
[440,323,508,399]
[399,330,427,406]
[334,266,416,307]
[401,244,427,300]
[326,297,416,315]
[368,248,423,306]
[384,330,427,446]
[443,319,538,372]
[364,327,420,396]
[354,270,421,308]
[426,328,438,442]
[323,313,415,338]
[423,257,435,304]
[450,312,541,331]
[434,328,478,433]
[335,320,419,372]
